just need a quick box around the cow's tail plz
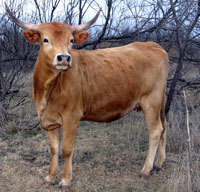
[160,85,167,136]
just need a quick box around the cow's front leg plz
[59,114,79,190]
[43,127,60,186]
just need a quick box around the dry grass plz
[0,73,200,192]
[0,113,177,192]
[162,93,200,192]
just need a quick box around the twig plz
[92,0,112,50]
[183,90,191,150]
[183,90,192,192]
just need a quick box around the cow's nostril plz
[57,55,62,62]
[56,54,71,64]
[66,55,71,63]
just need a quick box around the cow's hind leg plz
[154,127,166,171]
[43,127,61,186]
[139,94,164,178]
[154,93,166,170]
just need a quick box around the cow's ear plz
[73,30,89,45]
[23,29,40,44]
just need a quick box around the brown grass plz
[0,114,178,192]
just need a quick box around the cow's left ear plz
[73,30,89,45]
[23,29,40,44]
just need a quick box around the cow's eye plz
[70,38,74,44]
[43,38,49,43]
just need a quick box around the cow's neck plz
[33,56,60,118]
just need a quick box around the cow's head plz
[5,3,100,71]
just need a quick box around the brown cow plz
[6,4,168,191]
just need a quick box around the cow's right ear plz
[23,29,40,44]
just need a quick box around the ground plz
[0,112,180,192]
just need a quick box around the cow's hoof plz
[153,165,162,172]
[138,172,149,179]
[42,175,55,187]
[42,180,54,187]
[60,184,70,192]
[59,181,70,192]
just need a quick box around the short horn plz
[72,9,101,32]
[5,3,38,30]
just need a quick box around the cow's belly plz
[81,101,142,122]
[81,111,123,122]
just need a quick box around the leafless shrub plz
[0,1,38,127]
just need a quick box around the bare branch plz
[33,0,43,23]
[92,0,112,49]
[50,0,61,22]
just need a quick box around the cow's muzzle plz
[53,54,72,70]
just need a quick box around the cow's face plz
[5,3,101,71]
[23,23,89,70]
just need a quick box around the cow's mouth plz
[53,54,72,70]
[54,62,72,70]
